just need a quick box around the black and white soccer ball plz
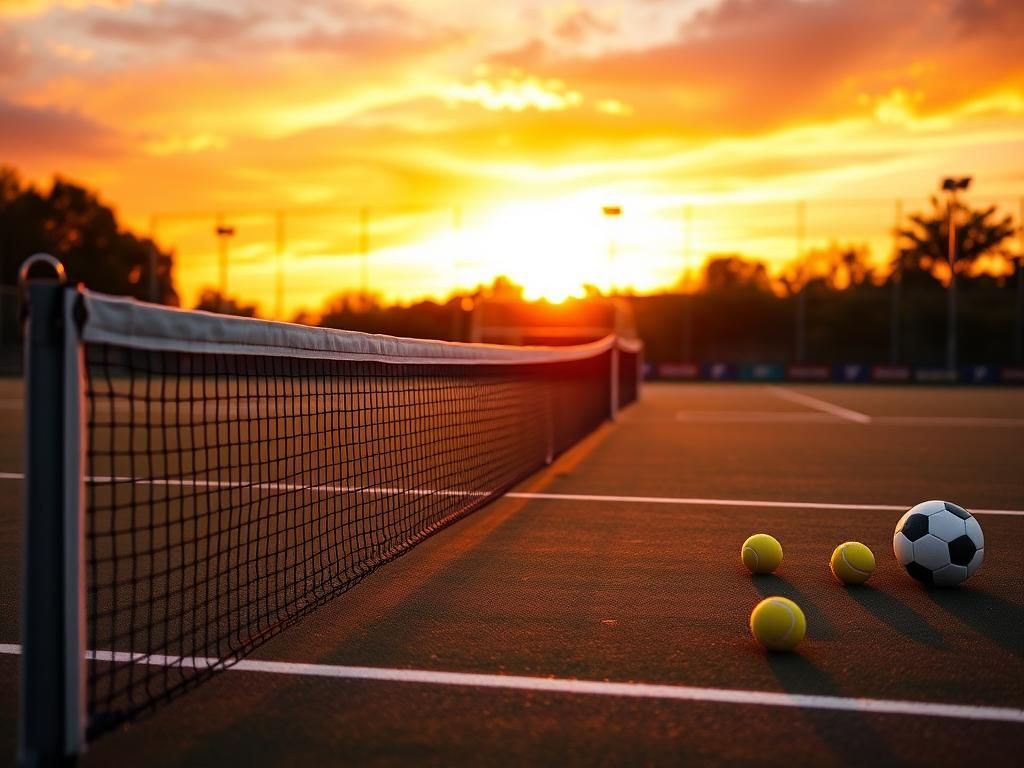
[893,500,984,587]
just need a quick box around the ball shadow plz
[751,575,836,640]
[845,584,946,650]
[924,585,1024,659]
[766,653,896,765]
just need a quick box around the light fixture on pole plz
[215,221,236,313]
[602,205,622,294]
[940,176,971,374]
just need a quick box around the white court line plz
[505,491,1024,517]
[673,411,1024,428]
[0,472,1020,516]
[675,411,836,423]
[874,415,1024,428]
[768,386,873,424]
[0,644,1020,724]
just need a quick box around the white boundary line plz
[874,416,1024,428]
[504,491,1024,517]
[768,386,873,423]
[676,411,836,423]
[0,644,1020,724]
[0,472,1020,516]
[673,411,1024,428]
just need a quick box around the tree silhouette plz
[194,289,257,317]
[0,167,178,304]
[780,242,876,293]
[702,254,772,293]
[898,197,1016,282]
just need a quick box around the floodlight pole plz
[602,206,622,295]
[359,207,370,306]
[682,204,693,362]
[1016,196,1024,366]
[890,199,903,365]
[451,205,464,341]
[215,216,236,314]
[795,201,806,364]
[275,211,286,320]
[947,194,957,373]
[148,214,160,304]
[942,176,970,374]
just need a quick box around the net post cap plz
[18,253,66,288]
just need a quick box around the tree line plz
[1,168,1020,365]
[0,167,177,304]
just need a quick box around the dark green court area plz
[1,382,1022,765]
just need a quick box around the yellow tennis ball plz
[830,541,875,585]
[749,596,806,651]
[741,533,783,574]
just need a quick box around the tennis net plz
[20,280,642,761]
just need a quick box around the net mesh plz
[82,334,637,738]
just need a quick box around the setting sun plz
[3,0,1023,316]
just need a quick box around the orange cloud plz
[440,76,582,112]
[553,7,616,43]
[0,0,144,17]
[1,0,1022,311]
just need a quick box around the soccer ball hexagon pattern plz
[893,501,984,586]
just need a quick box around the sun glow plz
[430,194,687,303]
[465,201,607,302]
[146,193,717,314]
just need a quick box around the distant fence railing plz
[647,362,1024,385]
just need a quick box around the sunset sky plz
[2,0,1023,315]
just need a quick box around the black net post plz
[611,345,620,421]
[18,257,86,766]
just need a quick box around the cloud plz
[87,6,267,47]
[554,8,616,43]
[2,0,1022,225]
[294,24,465,64]
[0,0,141,18]
[82,0,452,58]
[486,39,549,70]
[472,0,1024,140]
[0,25,31,79]
[440,76,582,112]
[0,98,117,157]
[952,0,1024,38]
[46,38,94,61]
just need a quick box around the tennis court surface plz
[2,294,1023,765]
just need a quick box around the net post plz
[636,342,643,403]
[543,386,555,464]
[610,342,620,421]
[18,257,86,766]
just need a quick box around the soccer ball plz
[893,500,984,586]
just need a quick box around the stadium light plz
[941,176,971,374]
[215,222,236,313]
[942,177,972,192]
[602,205,622,293]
